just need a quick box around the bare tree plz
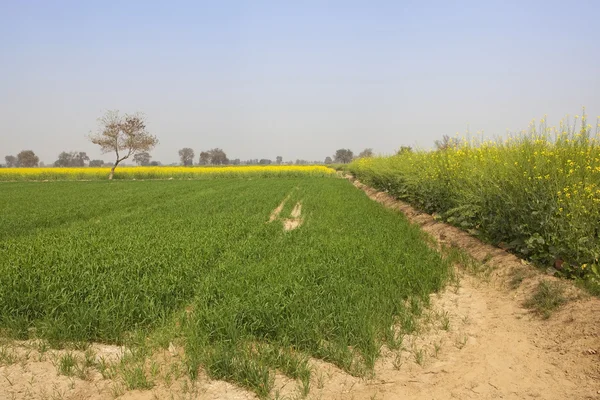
[198,151,210,165]
[208,148,228,165]
[333,149,353,164]
[89,110,158,179]
[178,148,195,166]
[133,151,152,166]
[17,150,39,167]
[5,155,17,167]
[358,148,373,158]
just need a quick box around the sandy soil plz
[283,202,303,231]
[269,193,303,231]
[268,194,290,222]
[1,178,598,399]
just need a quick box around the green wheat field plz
[0,176,450,397]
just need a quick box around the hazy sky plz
[1,1,599,164]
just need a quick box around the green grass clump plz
[349,110,600,291]
[0,178,450,396]
[0,346,17,366]
[524,281,567,319]
[57,352,77,376]
[122,364,154,390]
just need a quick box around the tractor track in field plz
[268,189,304,231]
[1,177,599,399]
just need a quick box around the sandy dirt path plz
[308,273,599,400]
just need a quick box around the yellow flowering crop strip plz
[349,112,600,292]
[0,165,335,181]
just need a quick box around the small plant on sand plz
[432,341,442,358]
[413,348,425,366]
[122,364,154,390]
[57,352,77,376]
[439,311,451,331]
[0,346,17,366]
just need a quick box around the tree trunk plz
[109,162,118,180]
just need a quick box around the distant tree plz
[17,150,39,167]
[89,159,104,167]
[324,156,333,164]
[276,156,283,164]
[397,146,413,155]
[54,153,70,167]
[133,151,151,166]
[149,161,161,166]
[208,148,228,165]
[54,151,89,167]
[259,159,272,165]
[434,135,456,151]
[5,155,17,168]
[333,149,353,164]
[178,148,194,166]
[89,110,158,179]
[358,148,373,158]
[198,151,210,165]
[232,159,241,165]
[74,152,89,166]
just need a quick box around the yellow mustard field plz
[349,113,600,292]
[0,165,336,181]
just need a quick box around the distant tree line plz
[5,109,427,172]
[3,150,159,169]
[177,148,311,166]
[3,145,383,169]
[4,151,40,168]
[177,148,230,166]
[54,151,89,167]
[2,147,380,168]
[329,148,372,164]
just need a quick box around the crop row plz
[0,165,335,181]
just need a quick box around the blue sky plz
[1,0,599,164]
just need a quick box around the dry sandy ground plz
[1,179,599,399]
